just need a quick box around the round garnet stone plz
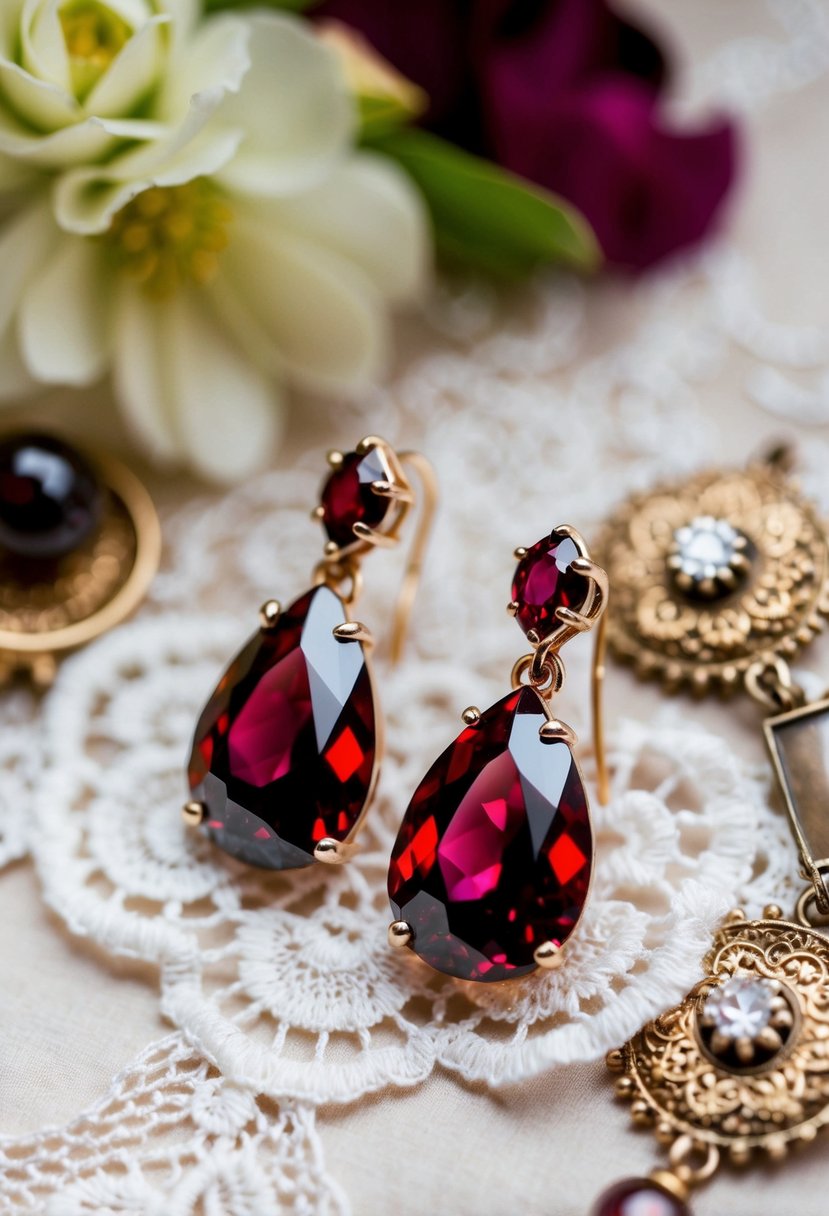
[388,686,592,982]
[592,1179,690,1216]
[511,533,587,640]
[320,447,393,549]
[188,585,376,870]
[0,432,102,559]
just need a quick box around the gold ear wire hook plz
[389,450,438,666]
[592,603,610,806]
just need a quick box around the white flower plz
[0,0,242,171]
[0,10,429,479]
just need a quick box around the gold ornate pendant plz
[591,449,829,1213]
[596,452,829,697]
[597,903,829,1213]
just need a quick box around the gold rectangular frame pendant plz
[764,695,829,913]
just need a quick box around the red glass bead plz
[320,447,393,548]
[511,532,588,640]
[388,686,592,982]
[592,1178,690,1216]
[188,586,376,869]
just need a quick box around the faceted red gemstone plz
[320,447,393,549]
[188,585,376,869]
[388,687,593,982]
[511,533,588,640]
[592,1179,690,1216]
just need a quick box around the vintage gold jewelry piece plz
[387,525,608,982]
[591,450,829,1215]
[183,435,437,871]
[0,430,161,687]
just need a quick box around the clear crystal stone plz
[703,975,776,1040]
[673,515,741,582]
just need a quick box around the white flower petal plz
[205,273,284,380]
[0,111,115,165]
[112,285,280,479]
[112,284,179,461]
[217,13,353,199]
[263,152,430,303]
[0,4,25,58]
[161,14,250,121]
[104,0,154,25]
[85,14,169,119]
[19,237,112,385]
[0,58,78,131]
[225,214,385,391]
[54,122,242,233]
[165,291,281,482]
[0,201,57,340]
[22,0,70,92]
[159,0,200,52]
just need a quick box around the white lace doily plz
[3,2,829,1210]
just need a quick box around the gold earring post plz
[388,450,438,666]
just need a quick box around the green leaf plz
[204,0,317,12]
[367,128,600,278]
[358,92,419,139]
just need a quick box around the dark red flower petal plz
[489,76,738,270]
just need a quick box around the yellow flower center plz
[59,1,132,97]
[105,180,233,299]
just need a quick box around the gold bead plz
[605,1049,624,1073]
[630,1099,654,1126]
[729,1142,751,1167]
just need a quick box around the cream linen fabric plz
[4,1,829,1213]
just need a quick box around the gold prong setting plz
[316,437,415,563]
[351,520,397,548]
[182,800,206,827]
[259,599,282,630]
[534,940,565,969]
[314,837,352,865]
[668,516,753,601]
[333,620,374,647]
[697,974,797,1070]
[510,525,608,656]
[538,718,578,746]
[388,920,413,948]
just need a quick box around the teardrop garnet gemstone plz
[187,585,377,869]
[388,687,593,982]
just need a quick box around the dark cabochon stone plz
[388,686,592,982]
[188,585,376,869]
[0,431,102,559]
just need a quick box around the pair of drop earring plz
[182,435,609,984]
